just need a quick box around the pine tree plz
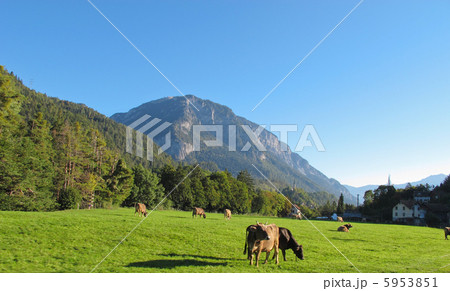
[237,170,255,192]
[122,165,164,208]
[0,66,23,198]
[337,193,345,215]
[106,159,133,205]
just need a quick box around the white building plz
[392,200,426,225]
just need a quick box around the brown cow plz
[338,224,353,232]
[444,227,450,240]
[276,227,304,261]
[192,207,206,218]
[244,223,280,267]
[337,216,344,222]
[224,209,231,220]
[134,203,148,217]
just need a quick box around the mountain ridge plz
[344,174,448,197]
[111,95,356,204]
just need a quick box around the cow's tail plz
[243,229,248,255]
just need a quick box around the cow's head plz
[144,211,148,217]
[294,245,304,260]
[255,223,270,241]
[203,213,206,219]
[345,224,353,229]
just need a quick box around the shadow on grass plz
[160,253,246,261]
[165,215,223,220]
[165,215,189,219]
[126,259,227,269]
[330,237,366,242]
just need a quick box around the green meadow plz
[0,209,448,273]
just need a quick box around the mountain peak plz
[112,95,355,203]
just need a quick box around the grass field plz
[1,208,449,273]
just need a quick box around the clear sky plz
[1,0,449,187]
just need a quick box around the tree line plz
[0,66,296,216]
[1,65,363,216]
[355,178,450,226]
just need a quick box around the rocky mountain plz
[111,95,355,204]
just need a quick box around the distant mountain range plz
[344,174,448,197]
[111,95,356,204]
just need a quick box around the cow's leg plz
[275,245,279,264]
[256,250,262,267]
[247,246,252,260]
[264,251,270,264]
[249,253,253,266]
[282,249,287,261]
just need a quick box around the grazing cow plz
[337,216,344,222]
[337,224,353,232]
[192,207,206,219]
[224,209,232,220]
[134,203,148,217]
[276,227,304,261]
[444,227,450,240]
[291,214,301,220]
[243,223,280,267]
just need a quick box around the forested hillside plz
[0,66,336,214]
[111,95,356,204]
[0,66,142,210]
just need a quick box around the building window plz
[403,206,405,210]
[395,206,398,210]
[395,212,398,217]
[403,213,405,217]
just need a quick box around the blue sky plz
[1,0,449,186]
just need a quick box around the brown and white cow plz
[337,224,353,232]
[444,227,450,240]
[224,209,231,220]
[243,223,280,267]
[192,207,206,218]
[291,214,301,220]
[337,216,344,222]
[134,203,148,217]
[276,227,304,261]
